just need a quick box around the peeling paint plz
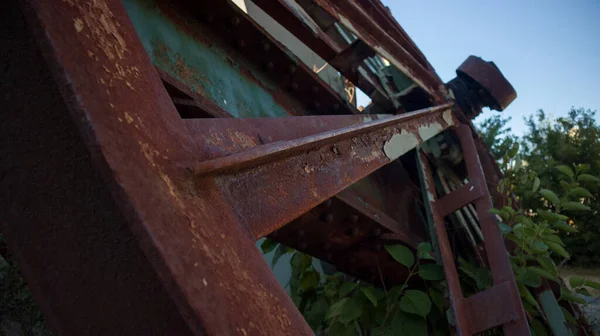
[443,109,454,126]
[383,130,419,161]
[418,122,443,142]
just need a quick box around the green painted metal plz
[538,290,572,336]
[124,0,294,118]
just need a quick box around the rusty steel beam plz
[454,124,529,335]
[464,281,522,334]
[192,104,455,239]
[250,0,392,107]
[310,0,446,101]
[5,0,316,334]
[169,0,357,115]
[435,182,484,218]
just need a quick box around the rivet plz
[324,242,332,251]
[332,103,340,111]
[326,252,333,260]
[371,228,382,237]
[263,43,270,51]
[299,242,307,249]
[312,86,319,93]
[372,244,382,252]
[266,62,274,70]
[288,65,296,74]
[205,14,214,23]
[290,82,298,91]
[321,213,334,223]
[349,214,359,223]
[350,227,359,237]
[237,40,246,48]
[231,17,240,26]
[297,229,305,238]
[348,257,357,264]
[312,101,321,109]
[322,199,332,208]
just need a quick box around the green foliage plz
[0,235,52,336]
[485,130,600,331]
[267,240,445,335]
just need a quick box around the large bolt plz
[321,213,334,223]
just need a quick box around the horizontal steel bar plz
[194,104,456,240]
[464,281,520,334]
[435,182,484,218]
[193,103,453,176]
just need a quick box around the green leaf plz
[560,288,586,304]
[339,296,363,324]
[300,271,320,291]
[498,222,512,234]
[561,307,577,325]
[584,280,600,290]
[518,267,542,288]
[530,318,548,336]
[541,233,564,246]
[567,186,592,198]
[532,177,541,192]
[361,287,378,307]
[555,165,574,179]
[305,299,328,330]
[536,256,556,274]
[530,240,549,253]
[391,310,428,335]
[419,264,444,281]
[547,242,570,258]
[578,173,600,183]
[528,266,555,281]
[561,201,591,211]
[569,276,585,288]
[326,298,349,320]
[536,209,562,222]
[400,290,431,317]
[428,288,444,309]
[385,245,415,268]
[327,322,355,336]
[539,189,560,206]
[507,142,520,158]
[417,242,434,260]
[576,287,593,297]
[339,282,358,298]
[575,163,590,173]
[291,252,312,270]
[387,286,404,303]
[271,244,288,267]
[260,238,278,254]
[552,221,578,233]
[518,284,538,307]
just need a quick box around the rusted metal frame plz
[157,67,233,118]
[192,104,455,239]
[353,0,433,71]
[464,281,522,334]
[249,0,393,107]
[310,0,446,102]
[418,151,473,334]
[435,182,484,218]
[173,0,357,115]
[336,189,423,249]
[454,124,530,335]
[15,0,316,334]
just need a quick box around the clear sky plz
[369,0,600,135]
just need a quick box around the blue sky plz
[365,0,600,135]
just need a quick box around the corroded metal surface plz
[190,104,455,239]
[7,0,314,334]
[457,55,517,111]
